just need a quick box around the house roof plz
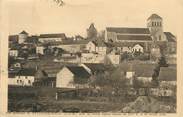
[83,63,108,73]
[164,32,176,42]
[159,67,176,81]
[20,30,28,34]
[119,62,156,77]
[39,33,66,38]
[67,66,91,78]
[117,35,152,41]
[9,35,19,42]
[17,68,37,76]
[147,14,162,20]
[42,62,78,77]
[106,27,150,34]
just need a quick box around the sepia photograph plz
[1,0,182,114]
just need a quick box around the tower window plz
[160,22,161,26]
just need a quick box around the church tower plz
[147,14,165,41]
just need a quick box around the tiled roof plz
[39,33,66,38]
[164,32,176,42]
[106,27,150,34]
[20,30,28,34]
[67,66,91,78]
[83,63,108,73]
[147,14,162,20]
[159,67,176,81]
[17,68,37,76]
[117,35,152,41]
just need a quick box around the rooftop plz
[147,14,162,20]
[67,66,91,78]
[17,68,37,76]
[39,33,66,39]
[117,35,152,41]
[20,30,28,35]
[164,32,176,42]
[106,27,150,34]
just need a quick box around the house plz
[158,66,176,88]
[38,33,66,44]
[8,68,37,86]
[95,41,110,55]
[9,49,18,57]
[36,45,45,55]
[56,66,91,88]
[132,44,144,53]
[86,41,97,53]
[18,30,29,44]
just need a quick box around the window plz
[17,80,19,83]
[28,80,31,84]
[152,22,154,26]
[25,76,27,79]
[160,22,161,26]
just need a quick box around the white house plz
[18,30,28,44]
[8,68,37,86]
[56,66,91,88]
[132,44,144,53]
[9,49,18,57]
[36,46,45,55]
[86,41,97,53]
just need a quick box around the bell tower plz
[147,14,165,41]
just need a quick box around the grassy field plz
[8,86,176,113]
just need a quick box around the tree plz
[151,65,160,87]
[87,23,98,39]
[158,56,168,67]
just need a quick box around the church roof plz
[147,14,162,20]
[117,35,152,41]
[106,27,150,34]
[164,32,176,42]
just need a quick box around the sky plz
[6,0,183,37]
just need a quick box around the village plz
[8,14,177,113]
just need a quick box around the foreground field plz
[8,86,176,113]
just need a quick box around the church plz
[105,14,177,55]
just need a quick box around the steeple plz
[147,14,165,41]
